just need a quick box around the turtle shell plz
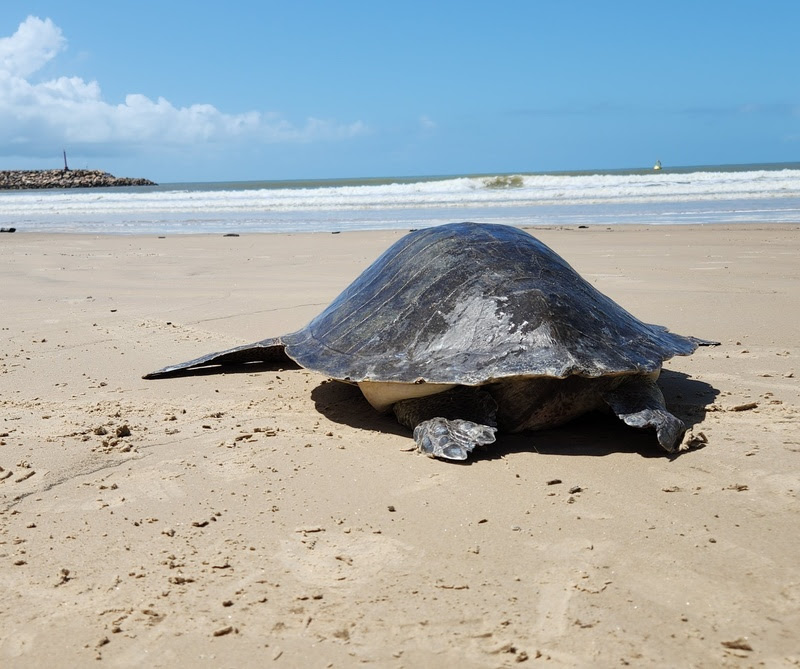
[280,222,699,385]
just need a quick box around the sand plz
[1,224,798,668]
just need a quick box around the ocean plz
[1,162,799,235]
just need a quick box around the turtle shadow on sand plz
[310,369,719,462]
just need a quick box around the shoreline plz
[3,165,799,234]
[3,220,799,237]
[1,224,798,666]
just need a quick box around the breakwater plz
[0,169,156,190]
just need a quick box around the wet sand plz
[1,224,798,667]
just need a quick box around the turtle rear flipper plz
[602,377,686,452]
[143,337,289,379]
[413,418,497,460]
[393,386,498,461]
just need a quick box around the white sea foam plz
[2,167,799,233]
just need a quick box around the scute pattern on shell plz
[279,223,699,385]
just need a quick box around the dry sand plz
[1,224,798,668]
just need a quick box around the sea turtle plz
[144,222,717,461]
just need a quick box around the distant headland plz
[0,169,157,190]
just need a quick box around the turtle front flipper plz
[393,387,498,461]
[143,337,290,379]
[601,375,686,453]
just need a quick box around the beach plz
[1,224,798,667]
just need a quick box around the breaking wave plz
[2,164,799,233]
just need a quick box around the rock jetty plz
[0,169,156,190]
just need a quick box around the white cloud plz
[419,115,436,130]
[0,16,65,78]
[0,16,367,157]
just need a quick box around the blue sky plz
[1,2,798,182]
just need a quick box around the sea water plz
[1,163,799,234]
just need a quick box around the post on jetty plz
[63,150,70,172]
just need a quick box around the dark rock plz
[0,169,156,190]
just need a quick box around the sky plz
[1,1,799,182]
